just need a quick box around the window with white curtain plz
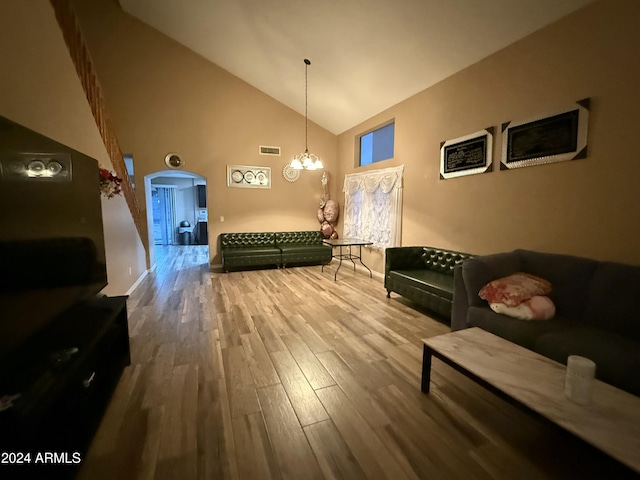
[342,165,404,248]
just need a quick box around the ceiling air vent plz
[259,145,281,156]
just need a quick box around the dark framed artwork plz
[440,128,493,179]
[501,99,589,170]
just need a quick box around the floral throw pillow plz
[478,272,552,307]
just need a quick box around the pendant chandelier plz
[291,58,323,171]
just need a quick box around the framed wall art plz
[440,128,493,179]
[501,98,589,170]
[226,165,271,189]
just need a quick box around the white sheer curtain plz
[156,186,177,245]
[343,165,404,248]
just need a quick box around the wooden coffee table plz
[421,327,640,473]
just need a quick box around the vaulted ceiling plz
[119,0,594,134]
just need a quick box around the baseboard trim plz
[126,269,149,296]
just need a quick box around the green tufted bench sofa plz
[385,246,474,320]
[220,231,331,272]
[275,231,332,267]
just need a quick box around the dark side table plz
[322,238,373,281]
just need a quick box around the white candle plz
[565,355,596,405]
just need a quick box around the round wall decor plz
[230,170,244,183]
[165,153,184,169]
[282,163,300,182]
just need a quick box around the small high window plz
[359,122,394,166]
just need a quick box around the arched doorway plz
[144,170,208,268]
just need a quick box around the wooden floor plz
[77,245,634,480]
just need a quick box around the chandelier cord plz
[304,58,310,152]
[291,58,322,170]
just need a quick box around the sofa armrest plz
[461,251,522,308]
[451,265,469,331]
[452,251,521,330]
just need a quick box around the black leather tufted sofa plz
[220,231,331,272]
[385,246,473,319]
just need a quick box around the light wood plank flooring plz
[78,246,634,479]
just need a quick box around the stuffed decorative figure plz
[318,172,339,239]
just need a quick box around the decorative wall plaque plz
[440,128,493,179]
[501,99,589,169]
[226,165,271,188]
[282,163,300,182]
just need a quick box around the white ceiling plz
[119,0,594,135]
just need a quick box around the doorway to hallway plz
[144,170,209,268]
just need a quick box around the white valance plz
[343,165,404,195]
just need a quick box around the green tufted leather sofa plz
[220,232,281,272]
[220,231,331,272]
[385,246,473,320]
[275,231,332,267]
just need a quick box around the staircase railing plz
[49,0,146,243]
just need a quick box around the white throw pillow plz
[490,295,555,321]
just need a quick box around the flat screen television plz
[0,115,108,362]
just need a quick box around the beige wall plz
[0,0,147,296]
[23,0,637,280]
[338,0,640,274]
[71,0,338,266]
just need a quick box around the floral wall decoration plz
[99,165,123,198]
[317,172,339,239]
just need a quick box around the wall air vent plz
[259,145,281,156]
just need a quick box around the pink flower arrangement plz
[99,166,123,198]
